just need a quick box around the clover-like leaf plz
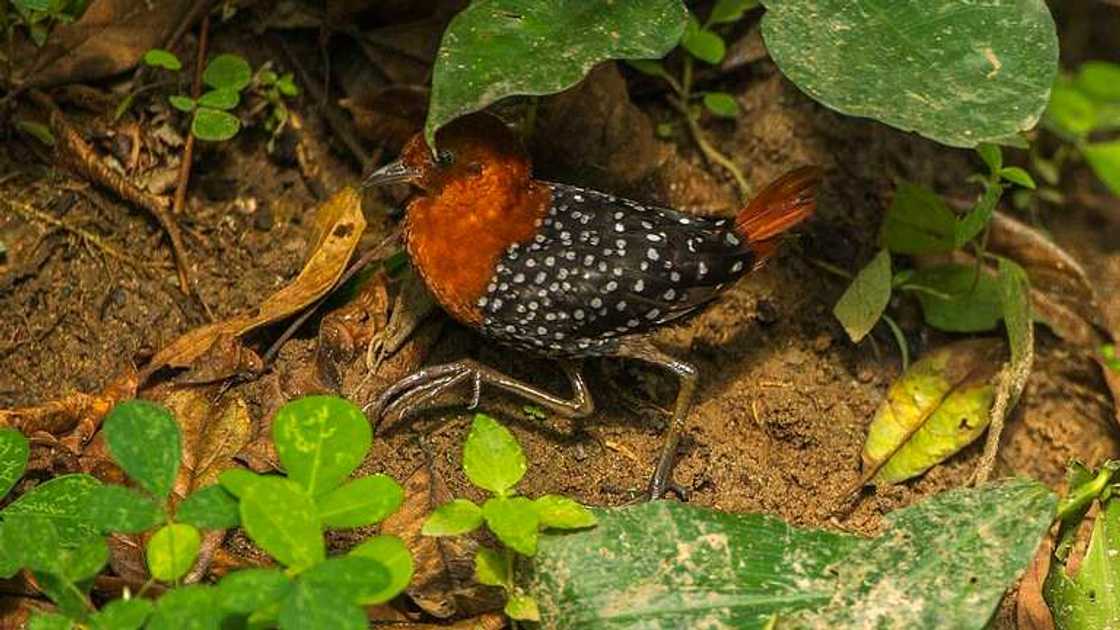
[315,474,403,529]
[197,88,239,111]
[681,16,725,64]
[462,414,526,496]
[483,496,540,556]
[104,400,181,498]
[91,598,153,630]
[217,568,291,614]
[2,474,100,543]
[273,395,371,497]
[147,585,222,629]
[192,108,241,142]
[760,0,1059,148]
[143,49,181,71]
[203,53,252,91]
[0,427,29,499]
[239,476,324,572]
[532,495,598,530]
[147,523,201,582]
[422,498,484,536]
[426,0,688,147]
[85,485,164,533]
[349,535,414,605]
[177,484,240,530]
[702,92,739,118]
[474,547,508,587]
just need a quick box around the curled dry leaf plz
[12,0,197,88]
[860,339,1005,486]
[0,366,138,442]
[142,187,366,381]
[379,464,504,618]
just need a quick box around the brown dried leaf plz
[1016,538,1056,630]
[142,187,366,379]
[0,596,49,629]
[380,464,504,618]
[13,0,196,88]
[0,366,138,441]
[387,613,507,630]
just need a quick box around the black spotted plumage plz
[475,182,756,357]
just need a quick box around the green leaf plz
[143,49,181,71]
[422,498,484,536]
[505,594,541,621]
[1075,60,1120,102]
[532,495,597,530]
[273,395,371,498]
[217,568,291,614]
[627,59,671,80]
[976,144,1002,173]
[276,74,299,97]
[681,16,725,64]
[34,570,89,619]
[146,584,222,630]
[84,485,164,533]
[0,514,62,572]
[954,179,1003,247]
[474,547,508,586]
[881,182,958,255]
[1046,496,1120,629]
[196,88,239,111]
[832,249,891,343]
[315,474,402,529]
[217,468,256,497]
[191,108,240,142]
[1044,77,1097,139]
[1102,344,1120,374]
[1083,140,1120,196]
[62,535,109,582]
[147,523,201,582]
[202,53,252,91]
[1,474,100,543]
[483,496,539,556]
[28,613,72,630]
[177,484,239,530]
[462,414,526,496]
[0,523,18,578]
[425,0,688,148]
[0,427,29,499]
[91,598,153,630]
[349,535,414,605]
[239,476,324,572]
[168,95,195,112]
[708,0,758,25]
[998,258,1032,370]
[760,0,1059,148]
[104,400,181,498]
[862,339,1002,485]
[702,92,739,118]
[278,581,366,630]
[529,478,1055,628]
[15,120,56,146]
[999,166,1037,189]
[909,264,1004,332]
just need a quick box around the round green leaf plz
[483,496,539,556]
[218,468,257,497]
[85,484,164,533]
[2,473,100,543]
[147,585,221,630]
[462,414,526,496]
[1083,140,1120,197]
[278,581,366,630]
[277,74,299,97]
[197,88,239,111]
[143,49,181,71]
[239,476,324,572]
[0,427,29,499]
[202,53,252,91]
[91,597,153,630]
[1075,61,1120,102]
[217,568,291,614]
[104,400,181,498]
[880,182,958,255]
[298,555,391,605]
[273,395,371,497]
[760,0,1059,148]
[422,498,484,536]
[192,108,241,142]
[349,535,414,604]
[702,92,739,119]
[177,484,240,530]
[168,95,196,112]
[681,18,725,64]
[146,523,201,582]
[315,474,402,529]
[426,0,689,147]
[474,547,508,587]
[532,495,598,530]
[1044,78,1097,139]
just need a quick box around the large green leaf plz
[426,0,688,147]
[239,476,325,572]
[1046,485,1120,629]
[1,474,100,543]
[463,414,526,496]
[528,478,1055,628]
[104,400,181,498]
[760,0,1058,148]
[273,396,371,497]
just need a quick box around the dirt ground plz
[1,2,1119,626]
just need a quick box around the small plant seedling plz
[1,395,411,630]
[1043,60,1120,197]
[422,414,598,621]
[629,0,759,198]
[5,0,87,47]
[1101,344,1120,374]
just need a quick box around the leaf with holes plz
[426,0,688,147]
[760,0,1058,148]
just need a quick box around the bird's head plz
[363,112,531,195]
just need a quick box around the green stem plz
[881,313,910,372]
[1057,462,1120,521]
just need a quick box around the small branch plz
[171,12,209,219]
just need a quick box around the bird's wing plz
[474,183,754,356]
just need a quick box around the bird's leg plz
[370,359,593,431]
[615,340,698,501]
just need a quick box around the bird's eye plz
[436,150,455,166]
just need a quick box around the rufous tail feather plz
[735,166,821,267]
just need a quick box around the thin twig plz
[171,11,209,219]
[3,198,141,271]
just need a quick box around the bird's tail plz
[735,166,821,267]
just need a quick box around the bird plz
[364,112,820,499]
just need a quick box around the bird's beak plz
[362,160,419,188]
